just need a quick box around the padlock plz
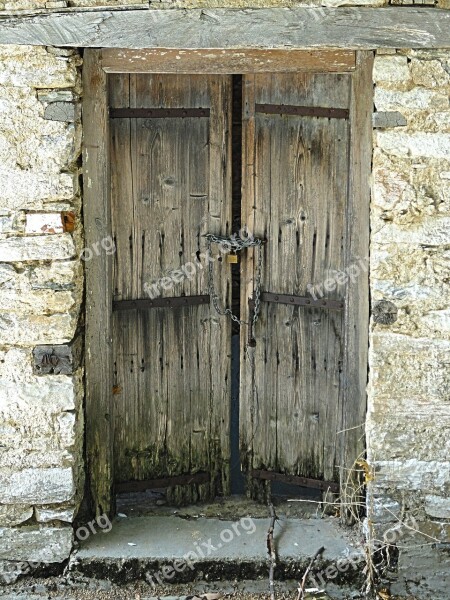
[226,252,239,264]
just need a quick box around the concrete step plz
[71,515,364,590]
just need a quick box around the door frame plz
[83,48,372,518]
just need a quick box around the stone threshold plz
[70,515,364,588]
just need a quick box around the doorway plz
[83,50,372,517]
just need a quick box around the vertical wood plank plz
[83,50,114,517]
[340,51,373,523]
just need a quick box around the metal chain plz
[204,233,264,327]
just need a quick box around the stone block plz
[37,90,74,104]
[0,467,75,504]
[0,347,34,382]
[29,260,83,291]
[372,150,450,222]
[372,459,449,492]
[0,168,75,212]
[0,371,83,449]
[367,413,450,462]
[0,448,76,471]
[376,132,450,159]
[44,102,76,123]
[25,212,64,235]
[368,333,450,406]
[35,505,76,523]
[0,234,75,262]
[390,528,450,599]
[0,525,72,563]
[0,263,81,316]
[410,58,450,88]
[0,312,78,346]
[367,488,402,524]
[0,505,33,527]
[33,334,83,375]
[373,55,411,85]
[0,214,20,234]
[0,83,79,211]
[424,495,450,519]
[322,0,385,5]
[373,110,407,128]
[0,46,79,89]
[46,0,68,7]
[374,87,449,112]
[372,215,450,245]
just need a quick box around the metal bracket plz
[110,107,210,119]
[113,295,210,312]
[251,469,339,493]
[255,103,349,119]
[250,292,344,311]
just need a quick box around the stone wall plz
[369,49,450,597]
[0,44,84,574]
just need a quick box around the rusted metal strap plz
[255,103,349,119]
[110,107,210,119]
[116,472,210,493]
[251,469,339,493]
[113,295,210,311]
[250,292,344,311]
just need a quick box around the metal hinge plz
[110,107,210,119]
[112,295,210,311]
[255,104,349,119]
[250,292,344,311]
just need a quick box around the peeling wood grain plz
[101,49,356,74]
[1,8,450,49]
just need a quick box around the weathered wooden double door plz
[110,69,367,503]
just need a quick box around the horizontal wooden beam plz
[101,48,356,73]
[251,469,340,493]
[0,8,450,49]
[115,472,210,493]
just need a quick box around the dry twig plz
[296,546,325,600]
[267,503,277,600]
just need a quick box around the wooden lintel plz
[0,8,450,50]
[101,49,356,74]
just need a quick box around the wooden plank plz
[83,49,114,518]
[101,49,356,74]
[339,51,373,524]
[241,72,351,498]
[1,8,450,49]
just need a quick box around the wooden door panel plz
[241,72,352,489]
[110,74,232,502]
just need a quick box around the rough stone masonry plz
[0,2,449,598]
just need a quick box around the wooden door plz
[240,71,368,499]
[110,74,232,503]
